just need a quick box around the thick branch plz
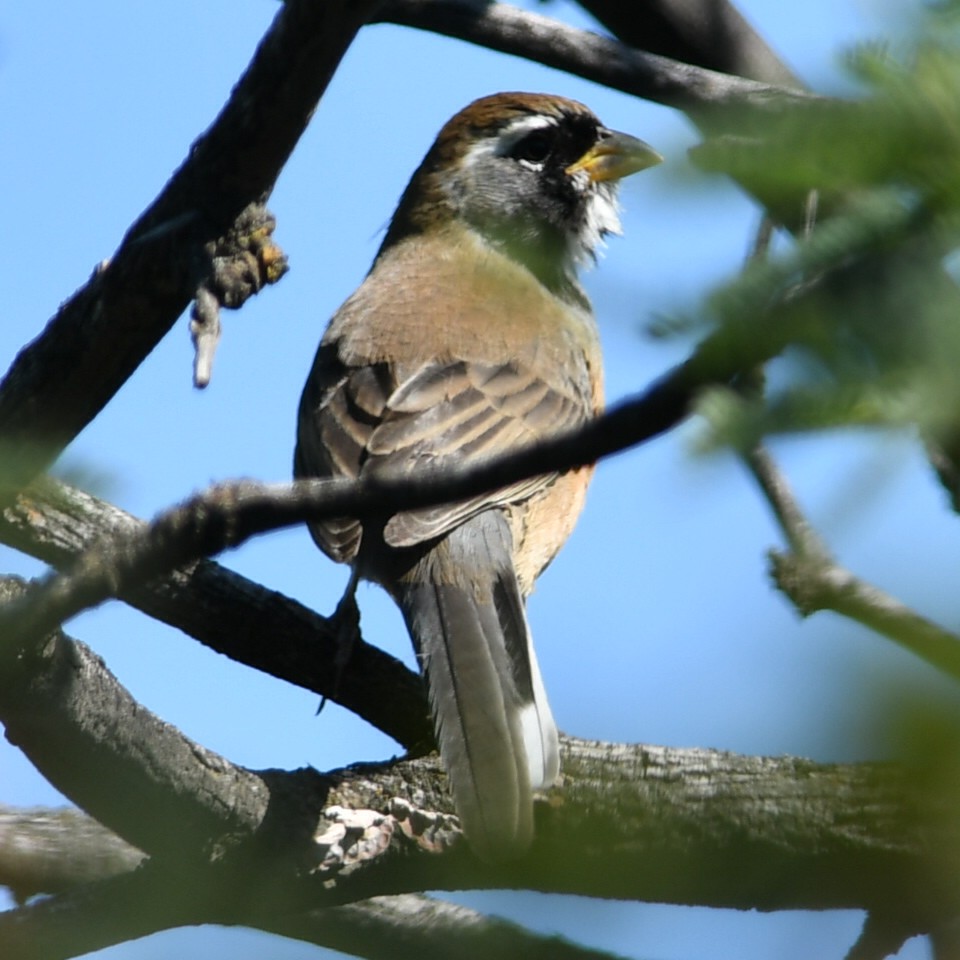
[0,805,143,904]
[0,0,380,495]
[260,894,631,960]
[576,0,798,86]
[2,718,955,919]
[0,864,210,960]
[1,578,957,924]
[0,478,432,750]
[1,852,625,960]
[378,0,812,116]
[0,578,273,861]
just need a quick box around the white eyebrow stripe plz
[491,114,558,157]
[457,115,561,174]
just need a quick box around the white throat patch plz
[568,173,623,269]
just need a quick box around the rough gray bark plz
[0,806,143,904]
[0,578,954,922]
[0,478,432,749]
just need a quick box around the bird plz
[295,92,661,861]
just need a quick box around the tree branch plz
[0,568,960,922]
[260,894,633,960]
[1,844,627,960]
[742,445,960,684]
[575,0,799,86]
[377,0,813,115]
[0,578,275,861]
[0,0,380,496]
[0,478,432,750]
[0,358,706,653]
[0,863,212,960]
[2,570,958,926]
[0,805,143,905]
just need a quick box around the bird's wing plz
[368,356,590,547]
[294,342,378,562]
[295,345,591,557]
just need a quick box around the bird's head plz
[378,92,662,296]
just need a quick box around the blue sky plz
[0,1,951,957]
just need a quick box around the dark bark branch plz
[1,193,920,656]
[0,364,700,653]
[260,894,633,960]
[1,573,957,925]
[0,864,210,960]
[0,805,143,904]
[0,478,432,750]
[2,715,956,918]
[0,578,274,860]
[377,0,813,116]
[0,847,626,960]
[845,913,918,960]
[575,0,799,86]
[0,0,380,496]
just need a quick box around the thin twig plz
[743,445,830,560]
[731,205,960,686]
[745,437,960,683]
[0,342,716,653]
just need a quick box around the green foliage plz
[680,7,960,453]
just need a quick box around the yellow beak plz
[566,130,663,183]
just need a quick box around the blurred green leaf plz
[678,6,960,454]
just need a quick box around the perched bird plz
[296,92,660,861]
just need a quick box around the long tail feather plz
[395,512,559,862]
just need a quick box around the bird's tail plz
[394,511,559,862]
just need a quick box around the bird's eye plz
[509,129,555,165]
